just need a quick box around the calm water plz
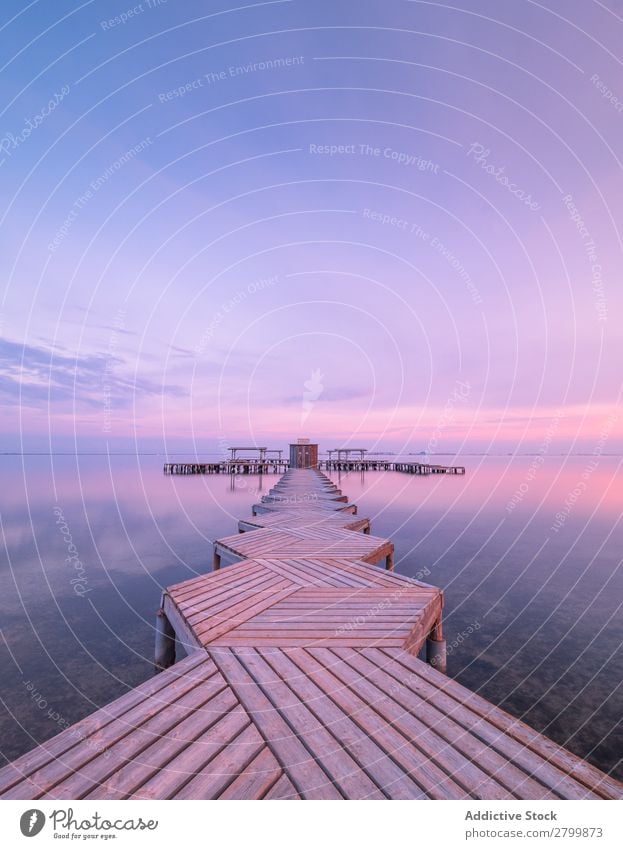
[0,454,621,779]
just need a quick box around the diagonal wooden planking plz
[238,510,371,533]
[213,526,394,570]
[0,654,297,801]
[164,556,441,653]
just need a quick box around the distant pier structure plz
[326,447,367,468]
[163,441,465,476]
[163,445,288,475]
[323,447,465,475]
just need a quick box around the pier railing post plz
[154,606,176,673]
[426,620,447,674]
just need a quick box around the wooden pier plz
[324,459,465,474]
[1,465,621,800]
[164,459,465,475]
[164,460,288,475]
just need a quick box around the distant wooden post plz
[426,620,447,674]
[154,606,176,672]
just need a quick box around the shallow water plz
[0,454,621,780]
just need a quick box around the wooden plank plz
[208,647,342,799]
[84,688,239,799]
[0,653,211,797]
[217,748,284,800]
[243,624,421,634]
[288,558,386,586]
[239,513,370,534]
[170,564,274,607]
[262,772,300,799]
[313,647,516,800]
[313,557,431,588]
[295,559,379,586]
[172,569,284,618]
[130,713,257,799]
[34,671,227,800]
[264,556,385,588]
[279,587,431,600]
[369,649,617,800]
[179,571,290,620]
[264,647,429,799]
[43,680,230,799]
[169,724,266,800]
[335,648,558,800]
[194,582,298,643]
[254,558,337,587]
[237,648,385,799]
[209,637,408,647]
[216,533,393,567]
[247,613,421,624]
[253,501,357,515]
[264,557,368,588]
[259,649,434,799]
[168,560,263,598]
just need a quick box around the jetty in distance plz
[1,440,620,800]
[163,442,465,475]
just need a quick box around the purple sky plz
[1,0,622,454]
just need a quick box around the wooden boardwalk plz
[1,466,621,800]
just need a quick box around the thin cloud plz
[0,337,186,409]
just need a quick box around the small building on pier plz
[289,438,318,469]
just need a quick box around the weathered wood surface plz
[0,654,292,800]
[252,500,358,515]
[164,557,441,652]
[213,526,394,570]
[238,510,370,533]
[2,466,621,800]
[4,644,620,800]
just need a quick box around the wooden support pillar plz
[154,607,176,672]
[213,548,222,570]
[385,551,394,571]
[426,620,447,674]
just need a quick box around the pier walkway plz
[1,468,621,800]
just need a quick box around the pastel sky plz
[1,0,622,454]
